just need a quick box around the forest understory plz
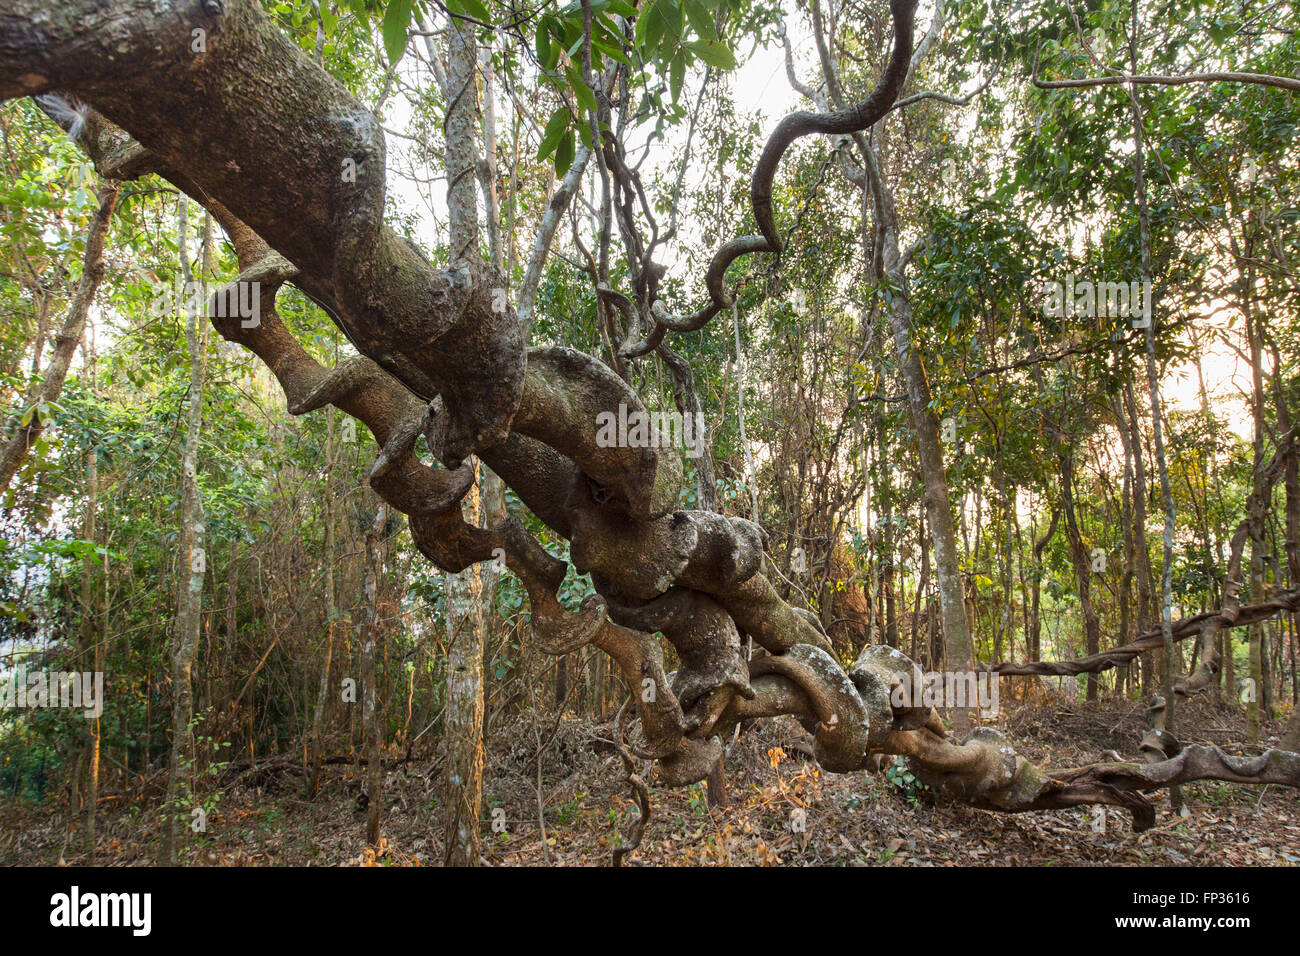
[4,691,1295,867]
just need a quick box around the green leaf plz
[319,1,338,36]
[684,0,715,40]
[536,21,555,70]
[447,0,491,22]
[538,107,571,160]
[669,50,685,103]
[555,129,576,176]
[636,0,671,53]
[381,0,413,65]
[566,63,597,114]
[592,16,632,65]
[687,38,734,70]
[554,16,582,54]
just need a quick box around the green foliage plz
[885,757,932,807]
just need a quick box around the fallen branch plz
[991,589,1300,678]
[1033,70,1300,94]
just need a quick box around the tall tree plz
[439,9,488,867]
[162,203,209,863]
[361,501,389,847]
[0,178,119,492]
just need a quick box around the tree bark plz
[162,203,209,864]
[1058,446,1102,699]
[1247,300,1266,742]
[1125,17,1178,814]
[304,402,338,798]
[443,472,485,866]
[439,8,488,868]
[879,200,972,727]
[80,347,99,862]
[1115,394,1136,694]
[1029,507,1059,662]
[1122,385,1156,691]
[361,502,388,846]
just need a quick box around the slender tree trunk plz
[444,468,485,865]
[1127,9,1180,809]
[477,38,503,276]
[996,463,1013,665]
[1059,447,1101,700]
[1282,672,1300,749]
[163,204,209,863]
[1275,358,1300,587]
[913,511,929,666]
[1029,508,1058,662]
[0,180,120,493]
[885,277,971,727]
[305,400,338,797]
[361,502,388,846]
[1247,303,1266,742]
[1115,395,1136,695]
[1272,347,1300,744]
[80,389,99,861]
[881,429,898,650]
[733,301,760,522]
[1124,385,1155,692]
[441,11,487,866]
[479,466,506,720]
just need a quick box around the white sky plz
[382,7,811,257]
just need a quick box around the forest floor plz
[3,691,1298,866]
